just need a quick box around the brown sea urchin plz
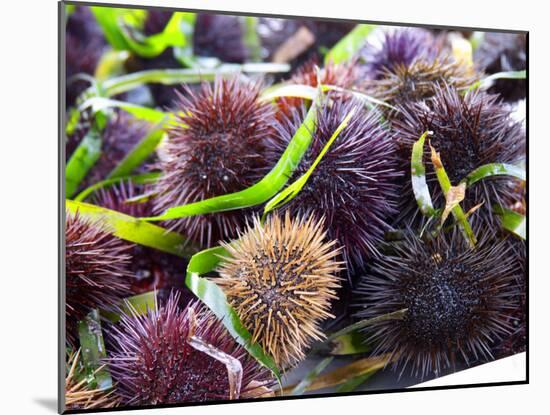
[216,213,342,368]
[153,77,276,247]
[365,56,475,117]
[107,293,274,405]
[354,228,520,378]
[65,211,134,347]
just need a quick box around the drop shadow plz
[34,398,58,413]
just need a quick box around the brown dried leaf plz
[280,354,393,394]
[441,182,467,226]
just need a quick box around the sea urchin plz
[216,212,342,368]
[354,228,520,378]
[106,292,274,405]
[153,77,276,247]
[65,211,134,347]
[392,85,525,226]
[361,28,440,80]
[270,97,400,272]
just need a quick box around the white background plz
[1,0,546,413]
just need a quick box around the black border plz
[58,1,529,414]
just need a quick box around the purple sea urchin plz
[270,97,400,272]
[193,14,248,63]
[494,237,526,358]
[216,213,342,368]
[474,32,527,102]
[392,85,525,226]
[107,293,274,405]
[153,77,276,247]
[354,228,520,378]
[361,28,440,79]
[65,211,134,347]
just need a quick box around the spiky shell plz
[361,28,440,79]
[365,56,475,117]
[65,211,134,347]
[392,85,525,228]
[277,59,359,118]
[216,212,342,368]
[354,228,521,378]
[269,97,400,273]
[106,293,274,405]
[153,77,276,247]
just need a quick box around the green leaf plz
[94,49,130,81]
[260,83,318,102]
[185,247,282,383]
[336,371,375,393]
[79,97,172,124]
[107,122,167,179]
[470,70,527,91]
[100,64,290,97]
[327,309,407,341]
[263,108,355,216]
[74,172,160,202]
[411,131,436,216]
[329,331,371,356]
[91,7,195,58]
[325,24,376,64]
[242,16,262,61]
[90,7,133,50]
[77,310,112,390]
[66,199,198,257]
[120,12,196,58]
[461,163,526,187]
[143,99,318,222]
[494,205,526,239]
[260,83,394,110]
[291,357,334,395]
[430,144,477,247]
[322,85,396,110]
[101,291,158,323]
[65,128,102,198]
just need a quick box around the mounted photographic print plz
[59,1,528,413]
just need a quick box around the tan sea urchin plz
[65,349,119,410]
[216,213,342,368]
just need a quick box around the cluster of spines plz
[153,77,276,247]
[270,96,401,272]
[216,213,342,368]
[392,85,525,228]
[361,28,440,79]
[65,211,134,347]
[106,293,274,405]
[354,228,521,378]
